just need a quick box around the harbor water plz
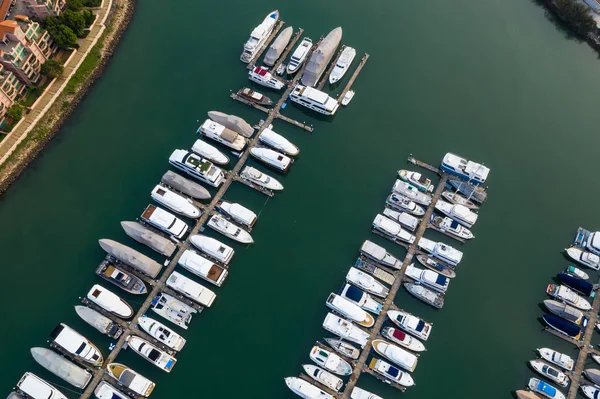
[1,0,600,397]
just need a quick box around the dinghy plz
[404,282,444,309]
[537,347,574,370]
[323,338,360,359]
[302,364,343,392]
[529,360,569,387]
[309,346,352,376]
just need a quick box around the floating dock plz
[338,53,369,105]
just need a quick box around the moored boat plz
[346,267,389,298]
[168,149,225,187]
[430,215,474,240]
[94,382,129,399]
[565,265,589,280]
[416,255,456,279]
[368,357,415,387]
[582,385,600,399]
[249,66,285,89]
[284,376,334,399]
[151,184,200,218]
[326,293,374,327]
[302,364,343,392]
[240,10,279,63]
[30,347,92,389]
[398,169,434,192]
[207,215,254,244]
[372,214,416,244]
[382,208,419,231]
[372,339,418,372]
[405,264,450,293]
[381,326,426,352]
[191,139,230,165]
[75,306,123,338]
[161,170,211,200]
[138,316,186,352]
[537,347,574,371]
[309,346,352,376]
[546,284,591,310]
[565,246,600,270]
[49,323,103,366]
[140,204,189,239]
[351,387,383,399]
[150,292,197,329]
[207,110,255,138]
[404,283,444,309]
[198,119,247,151]
[289,84,340,115]
[121,221,176,257]
[417,237,463,266]
[448,179,487,203]
[392,180,432,206]
[240,166,284,190]
[557,273,594,296]
[441,152,490,185]
[441,190,478,209]
[95,258,147,295]
[217,201,257,228]
[236,87,273,106]
[106,363,155,397]
[515,390,543,399]
[387,309,432,341]
[360,239,401,269]
[323,338,360,360]
[264,26,293,66]
[259,128,299,156]
[99,239,163,278]
[126,336,176,373]
[386,193,425,216]
[302,27,342,87]
[178,249,228,287]
[250,147,291,171]
[527,377,565,399]
[434,199,478,228]
[322,312,369,347]
[16,373,68,399]
[339,283,383,314]
[329,46,356,84]
[543,300,587,326]
[86,284,134,319]
[529,359,569,387]
[190,234,235,265]
[341,90,355,106]
[584,368,600,385]
[287,37,312,74]
[166,271,216,307]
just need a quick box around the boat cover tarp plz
[264,26,293,66]
[585,368,600,385]
[220,128,239,143]
[99,239,162,278]
[75,306,112,334]
[207,111,254,138]
[301,27,342,87]
[121,221,176,257]
[31,348,91,389]
[161,171,211,200]
[558,273,594,296]
[543,314,581,337]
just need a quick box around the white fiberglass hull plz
[207,216,254,244]
[192,140,229,165]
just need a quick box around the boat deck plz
[362,361,407,392]
[337,53,369,105]
[355,257,396,285]
[426,222,467,244]
[298,373,339,397]
[246,20,285,70]
[272,28,304,72]
[316,45,346,90]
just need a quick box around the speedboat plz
[351,387,383,399]
[289,85,339,115]
[346,267,389,297]
[341,90,355,106]
[166,271,217,307]
[368,357,415,387]
[178,249,228,287]
[30,347,92,389]
[398,169,434,192]
[236,87,273,106]
[217,201,257,228]
[557,273,594,296]
[95,258,147,295]
[448,179,487,203]
[161,170,211,201]
[240,10,279,63]
[387,309,432,341]
[190,234,235,265]
[121,221,176,257]
[405,264,449,293]
[542,314,582,340]
[529,360,569,387]
[75,306,122,339]
[140,204,189,239]
[381,326,426,352]
[322,312,369,347]
[404,283,444,309]
[138,316,186,351]
[441,190,478,209]
[126,336,177,373]
[302,364,343,392]
[191,140,229,165]
[86,284,133,319]
[287,37,312,74]
[169,149,225,187]
[248,66,285,90]
[565,265,590,280]
[106,363,155,397]
[309,346,352,376]
[430,215,474,240]
[151,185,201,219]
[382,208,419,231]
[418,237,463,266]
[264,26,293,66]
[435,199,478,228]
[372,214,416,244]
[339,283,382,314]
[546,284,591,310]
[323,338,360,360]
[416,255,456,278]
[207,215,254,244]
[372,339,418,372]
[150,292,197,330]
[537,347,574,371]
[198,119,247,151]
[259,128,299,156]
[527,377,565,399]
[240,166,284,190]
[329,46,356,84]
[250,147,291,171]
[360,240,401,269]
[565,246,600,270]
[392,180,432,206]
[16,373,68,399]
[325,294,374,327]
[543,300,587,326]
[582,385,600,399]
[386,193,425,216]
[585,369,600,385]
[284,376,334,399]
[94,381,129,399]
[49,324,103,366]
[440,152,490,185]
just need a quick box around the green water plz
[1,0,600,397]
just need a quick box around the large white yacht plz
[240,166,284,190]
[259,128,299,156]
[325,294,374,327]
[250,147,291,171]
[178,249,228,287]
[440,152,490,185]
[150,185,201,219]
[198,119,247,151]
[287,37,312,74]
[140,204,189,239]
[166,272,217,307]
[387,309,432,341]
[169,149,225,187]
[290,85,339,115]
[302,365,343,392]
[373,214,416,244]
[137,316,186,351]
[218,201,257,228]
[50,324,103,366]
[94,381,129,399]
[435,199,478,228]
[248,66,285,90]
[240,10,279,63]
[329,46,356,84]
[322,312,369,347]
[191,139,229,165]
[360,239,401,269]
[346,267,389,297]
[284,376,334,399]
[190,235,235,265]
[86,284,133,319]
[372,339,418,372]
[418,237,464,266]
[405,264,450,293]
[16,373,68,399]
[392,180,432,206]
[207,215,254,244]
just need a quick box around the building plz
[0,63,27,125]
[19,0,66,20]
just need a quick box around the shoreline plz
[0,0,137,195]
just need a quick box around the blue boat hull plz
[543,314,581,338]
[558,273,594,297]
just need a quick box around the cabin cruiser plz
[557,273,594,296]
[302,364,343,392]
[248,66,285,89]
[346,267,389,297]
[381,326,426,352]
[386,193,425,216]
[99,239,163,278]
[198,119,247,151]
[418,237,463,266]
[178,249,228,287]
[287,37,312,74]
[75,306,122,338]
[546,284,591,311]
[289,85,339,115]
[166,272,216,307]
[302,27,342,87]
[50,324,103,366]
[87,284,133,319]
[565,246,600,270]
[329,46,356,84]
[151,185,201,218]
[435,199,478,228]
[368,357,415,387]
[441,190,478,209]
[240,10,279,63]
[543,300,587,326]
[322,312,369,347]
[529,360,569,387]
[240,166,284,190]
[264,26,293,66]
[284,376,334,399]
[121,221,176,257]
[565,265,590,280]
[169,149,225,187]
[416,255,456,278]
[218,201,257,228]
[360,240,401,269]
[405,264,450,293]
[16,373,68,399]
[259,128,299,156]
[150,292,197,329]
[527,377,565,399]
[387,309,432,341]
[208,215,254,244]
[94,382,129,399]
[382,208,419,232]
[537,347,574,371]
[309,346,352,376]
[392,180,432,206]
[140,204,189,239]
[373,214,416,244]
[190,235,235,265]
[250,147,292,171]
[405,282,444,309]
[236,87,273,106]
[398,170,434,192]
[323,338,360,359]
[191,140,229,165]
[161,170,211,200]
[542,314,582,340]
[326,294,374,327]
[138,316,186,351]
[441,153,490,185]
[95,258,147,295]
[372,339,418,372]
[339,283,382,314]
[31,347,92,389]
[126,336,177,373]
[106,363,155,397]
[430,215,474,240]
[351,387,383,399]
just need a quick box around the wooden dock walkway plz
[338,53,369,105]
[407,156,442,175]
[246,20,285,69]
[316,45,346,90]
[272,28,304,72]
[298,373,339,397]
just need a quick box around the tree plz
[61,10,86,37]
[6,104,23,122]
[81,0,101,6]
[82,9,95,27]
[554,0,597,37]
[66,0,83,11]
[48,24,78,49]
[41,59,64,79]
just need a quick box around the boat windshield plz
[75,342,87,355]
[415,320,425,332]
[148,349,161,361]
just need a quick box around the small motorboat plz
[207,215,254,244]
[322,313,369,347]
[138,316,186,352]
[360,239,401,269]
[346,267,389,298]
[434,199,478,228]
[237,87,273,106]
[392,180,432,206]
[404,283,444,309]
[126,336,176,373]
[151,184,201,219]
[240,166,284,191]
[527,378,565,399]
[386,193,425,216]
[565,265,589,280]
[565,247,600,270]
[543,300,587,326]
[86,284,134,319]
[397,169,434,192]
[382,208,419,231]
[537,347,574,371]
[584,368,600,385]
[150,292,197,330]
[430,215,474,240]
[372,339,418,372]
[95,258,147,295]
[582,385,600,399]
[309,346,352,376]
[302,364,343,392]
[441,190,478,209]
[546,284,591,310]
[191,139,230,165]
[94,381,129,399]
[285,376,334,399]
[381,326,426,352]
[341,90,355,106]
[106,363,155,397]
[248,66,285,90]
[529,359,569,387]
[557,273,595,297]
[339,283,383,314]
[387,309,432,341]
[217,201,257,228]
[542,314,582,339]
[323,338,360,360]
[416,255,456,279]
[351,387,383,399]
[405,264,450,294]
[368,357,415,387]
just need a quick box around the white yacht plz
[166,272,216,307]
[86,284,133,319]
[392,180,432,206]
[418,237,463,266]
[137,316,186,351]
[191,139,229,165]
[259,128,299,156]
[528,378,565,399]
[248,66,285,89]
[387,309,432,341]
[106,363,155,397]
[373,214,416,244]
[405,264,450,293]
[346,267,389,297]
[94,382,129,399]
[126,336,177,373]
[190,235,235,265]
[289,85,339,115]
[430,215,474,240]
[382,208,419,231]
[240,166,284,190]
[309,346,352,376]
[381,326,426,352]
[151,185,201,219]
[50,324,103,366]
[198,119,247,151]
[250,147,291,171]
[140,204,189,239]
[566,246,600,270]
[339,283,383,314]
[546,284,591,311]
[287,37,312,74]
[386,193,425,216]
[150,292,197,330]
[351,387,383,399]
[360,239,401,269]
[264,26,293,66]
[302,365,343,392]
[178,249,228,287]
[218,201,257,228]
[441,152,490,185]
[325,294,374,327]
[537,347,574,371]
[329,46,356,84]
[322,312,369,347]
[582,386,600,399]
[435,199,478,228]
[240,10,279,63]
[284,376,334,399]
[16,373,68,399]
[208,215,254,244]
[169,149,225,187]
[398,169,434,192]
[372,339,418,372]
[529,360,569,387]
[368,357,415,387]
